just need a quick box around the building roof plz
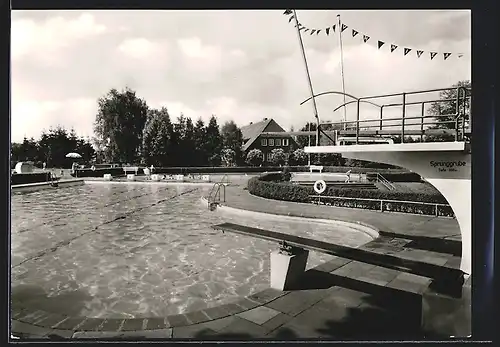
[240,118,273,141]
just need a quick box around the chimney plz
[250,122,253,125]
[263,118,268,120]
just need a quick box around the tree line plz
[11,80,469,169]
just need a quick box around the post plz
[401,93,406,142]
[337,14,347,131]
[435,204,438,217]
[380,200,383,212]
[379,106,384,131]
[420,103,425,142]
[356,99,360,144]
[270,242,309,291]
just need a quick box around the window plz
[283,138,289,146]
[261,138,268,146]
[275,138,282,146]
[269,138,275,146]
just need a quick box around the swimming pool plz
[11,183,374,319]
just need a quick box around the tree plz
[93,87,149,164]
[246,148,264,167]
[270,148,286,166]
[221,148,236,167]
[204,115,223,166]
[426,80,471,142]
[17,136,38,162]
[290,148,308,166]
[76,137,96,163]
[183,117,196,166]
[142,108,175,166]
[221,120,244,165]
[193,118,207,166]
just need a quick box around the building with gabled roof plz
[240,118,299,164]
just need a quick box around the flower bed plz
[11,172,52,185]
[248,172,453,217]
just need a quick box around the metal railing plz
[207,174,229,209]
[313,86,471,145]
[375,173,395,190]
[309,195,453,218]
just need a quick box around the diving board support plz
[271,242,309,291]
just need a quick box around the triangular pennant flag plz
[288,15,295,23]
[391,44,398,52]
[444,53,452,60]
[458,53,464,58]
[430,52,438,60]
[310,29,316,35]
[377,41,385,49]
[283,9,293,15]
[341,24,348,32]
[326,27,330,35]
[352,29,359,37]
[332,24,336,32]
[416,50,423,58]
[363,35,370,42]
[404,48,411,56]
[316,29,321,35]
[304,28,310,33]
[299,26,306,31]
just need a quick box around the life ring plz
[313,180,327,194]
[91,165,96,171]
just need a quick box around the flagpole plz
[292,10,320,166]
[337,14,347,131]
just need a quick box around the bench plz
[309,165,323,173]
[123,167,139,175]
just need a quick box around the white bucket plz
[103,174,113,181]
[127,174,136,181]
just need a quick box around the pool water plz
[11,184,373,319]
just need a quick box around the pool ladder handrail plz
[207,175,229,210]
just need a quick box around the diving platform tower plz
[302,86,472,276]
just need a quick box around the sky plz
[11,10,471,143]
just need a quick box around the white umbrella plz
[66,152,82,159]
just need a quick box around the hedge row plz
[310,198,454,217]
[248,172,452,217]
[247,176,312,202]
[72,168,126,177]
[11,172,52,185]
[322,186,448,204]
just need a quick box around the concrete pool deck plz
[11,185,469,340]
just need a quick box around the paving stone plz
[197,316,237,332]
[185,310,210,325]
[172,324,217,338]
[73,329,171,339]
[77,318,105,331]
[265,289,330,316]
[357,266,401,286]
[11,320,53,338]
[11,307,30,320]
[332,261,375,278]
[320,288,369,308]
[145,317,168,330]
[387,278,428,295]
[291,303,349,335]
[202,306,231,320]
[217,303,245,315]
[314,257,352,273]
[99,319,124,332]
[267,319,334,339]
[261,313,293,331]
[248,288,284,304]
[234,297,261,310]
[18,310,47,324]
[217,316,270,338]
[32,313,68,328]
[166,314,191,327]
[45,328,75,339]
[237,306,280,325]
[121,319,146,331]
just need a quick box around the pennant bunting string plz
[282,10,468,61]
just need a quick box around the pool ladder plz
[207,175,229,210]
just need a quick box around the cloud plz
[12,13,107,66]
[11,10,471,143]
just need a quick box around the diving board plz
[212,223,463,285]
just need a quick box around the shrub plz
[366,171,421,182]
[322,186,448,204]
[246,149,264,167]
[270,148,286,166]
[71,167,125,177]
[11,172,52,185]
